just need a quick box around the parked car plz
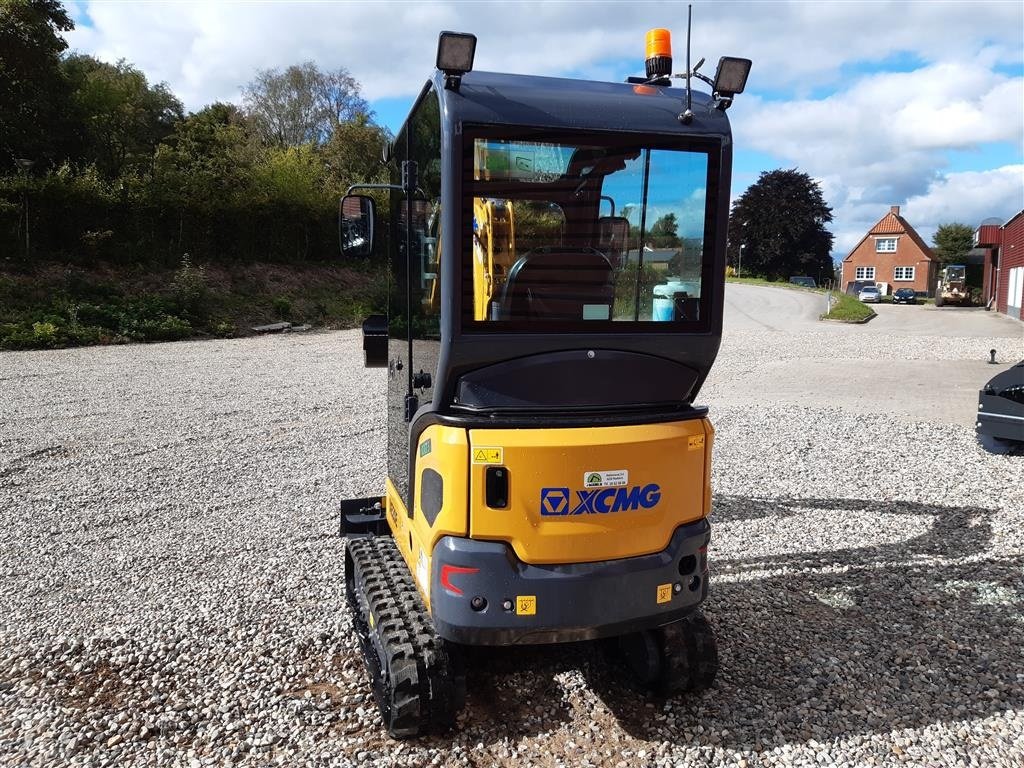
[858,286,881,303]
[893,288,917,305]
[789,276,817,288]
[847,279,877,296]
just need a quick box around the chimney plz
[890,205,900,215]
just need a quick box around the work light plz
[437,31,476,77]
[713,57,752,97]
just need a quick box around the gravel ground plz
[1,326,1022,768]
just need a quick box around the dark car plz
[789,276,817,288]
[893,288,917,304]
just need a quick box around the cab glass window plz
[463,132,716,331]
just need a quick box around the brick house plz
[975,209,1024,320]
[840,206,938,296]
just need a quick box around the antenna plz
[680,5,694,124]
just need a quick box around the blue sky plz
[66,1,1023,257]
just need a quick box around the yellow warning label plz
[516,595,537,615]
[656,583,673,604]
[472,447,503,464]
[687,434,705,451]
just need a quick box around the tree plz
[727,169,834,281]
[932,222,974,265]
[62,54,184,178]
[0,0,75,165]
[648,213,681,248]
[242,62,370,146]
[321,113,390,189]
[152,103,259,211]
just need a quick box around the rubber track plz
[659,613,719,694]
[346,536,464,737]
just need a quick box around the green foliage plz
[122,313,192,342]
[823,292,874,322]
[513,201,565,246]
[322,114,390,187]
[252,145,326,210]
[648,213,681,248]
[62,54,184,178]
[614,263,662,319]
[272,296,292,319]
[0,0,394,345]
[932,222,974,265]
[0,0,75,164]
[171,254,211,322]
[728,169,835,282]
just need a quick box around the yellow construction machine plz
[339,24,751,737]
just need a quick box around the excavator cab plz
[340,28,750,737]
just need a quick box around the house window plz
[893,266,915,281]
[855,266,876,280]
[876,238,897,253]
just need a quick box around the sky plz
[65,0,1024,259]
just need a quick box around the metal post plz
[14,159,34,259]
[739,243,745,279]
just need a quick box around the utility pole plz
[15,158,35,259]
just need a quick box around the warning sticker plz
[516,595,537,615]
[687,434,705,451]
[656,583,673,604]
[472,447,503,465]
[583,469,629,488]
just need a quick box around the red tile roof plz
[870,212,904,235]
[844,207,937,262]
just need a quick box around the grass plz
[0,259,388,351]
[822,291,875,322]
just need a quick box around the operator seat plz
[497,247,615,321]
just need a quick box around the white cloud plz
[903,166,1024,234]
[67,1,1024,109]
[731,58,1023,257]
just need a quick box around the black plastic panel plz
[455,349,699,410]
[485,467,509,509]
[421,468,444,526]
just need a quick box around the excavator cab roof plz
[345,35,744,421]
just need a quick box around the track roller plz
[617,611,718,695]
[345,535,465,738]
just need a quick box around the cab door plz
[388,83,443,510]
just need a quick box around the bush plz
[212,320,235,338]
[123,314,192,342]
[272,296,292,319]
[171,254,211,320]
[75,303,121,330]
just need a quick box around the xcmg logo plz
[540,484,661,516]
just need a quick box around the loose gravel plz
[1,324,1022,768]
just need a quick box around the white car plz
[858,286,881,303]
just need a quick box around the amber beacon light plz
[645,28,673,79]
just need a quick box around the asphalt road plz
[716,283,1023,428]
[724,282,1024,339]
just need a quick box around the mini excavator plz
[338,22,751,737]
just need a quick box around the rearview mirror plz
[340,194,375,257]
